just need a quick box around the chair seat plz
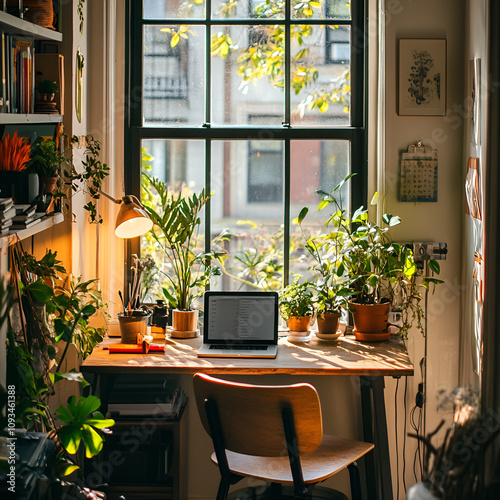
[212,434,374,484]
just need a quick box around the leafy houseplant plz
[315,175,443,340]
[297,202,352,337]
[28,137,66,195]
[279,276,314,337]
[4,248,113,489]
[37,79,59,96]
[142,176,223,337]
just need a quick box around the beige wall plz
[383,0,467,495]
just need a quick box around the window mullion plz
[205,0,212,126]
[284,0,291,126]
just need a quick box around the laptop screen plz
[203,291,279,344]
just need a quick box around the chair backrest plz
[193,373,323,457]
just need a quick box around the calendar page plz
[399,143,438,202]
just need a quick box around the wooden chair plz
[193,373,374,500]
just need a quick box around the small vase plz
[170,309,199,338]
[39,175,58,195]
[0,171,39,204]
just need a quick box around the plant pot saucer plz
[353,330,390,342]
[169,328,199,339]
[315,330,343,340]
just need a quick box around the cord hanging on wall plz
[399,141,438,202]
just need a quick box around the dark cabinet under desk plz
[86,375,188,500]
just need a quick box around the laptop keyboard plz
[209,345,268,350]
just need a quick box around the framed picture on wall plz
[398,38,447,116]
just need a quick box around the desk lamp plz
[100,192,153,238]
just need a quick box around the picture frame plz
[398,38,447,116]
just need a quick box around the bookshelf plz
[0,11,62,42]
[0,112,61,123]
[0,212,64,249]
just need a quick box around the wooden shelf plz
[0,113,62,124]
[0,11,62,41]
[0,212,64,248]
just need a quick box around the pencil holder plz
[118,314,148,343]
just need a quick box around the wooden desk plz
[81,334,413,500]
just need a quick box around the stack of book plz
[106,377,187,420]
[11,203,44,230]
[0,197,14,234]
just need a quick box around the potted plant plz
[142,176,223,338]
[316,175,443,341]
[36,79,59,101]
[0,131,38,203]
[279,275,315,341]
[27,137,66,195]
[296,204,351,338]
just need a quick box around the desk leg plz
[360,376,393,500]
[360,376,377,500]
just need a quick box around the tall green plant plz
[142,176,223,310]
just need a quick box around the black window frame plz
[124,0,368,286]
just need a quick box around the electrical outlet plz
[406,242,448,261]
[389,310,403,326]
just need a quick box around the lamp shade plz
[115,195,153,238]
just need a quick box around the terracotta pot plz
[39,175,58,195]
[316,312,341,336]
[171,309,199,338]
[287,316,312,332]
[350,300,390,341]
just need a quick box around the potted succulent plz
[279,275,315,341]
[142,176,222,338]
[27,137,66,195]
[315,175,443,341]
[297,204,351,338]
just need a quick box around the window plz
[125,0,367,297]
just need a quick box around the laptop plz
[197,291,279,358]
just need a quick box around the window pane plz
[289,140,350,280]
[140,139,206,303]
[143,25,205,126]
[291,0,351,20]
[211,140,284,291]
[211,0,285,19]
[291,25,350,127]
[143,0,206,20]
[211,25,285,126]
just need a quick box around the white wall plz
[383,0,466,495]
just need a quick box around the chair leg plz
[348,462,362,500]
[269,482,283,499]
[217,479,231,500]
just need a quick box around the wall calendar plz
[399,141,438,202]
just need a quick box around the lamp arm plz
[99,189,122,204]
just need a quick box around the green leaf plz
[61,464,80,477]
[81,424,104,458]
[318,199,330,211]
[429,259,441,275]
[297,207,308,224]
[23,281,53,302]
[58,425,82,455]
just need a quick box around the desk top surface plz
[80,334,414,377]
